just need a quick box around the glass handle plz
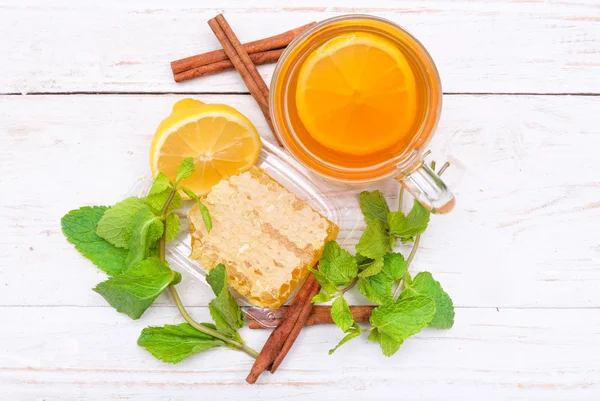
[396,162,455,214]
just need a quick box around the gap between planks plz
[1,92,600,96]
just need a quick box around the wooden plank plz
[0,306,598,400]
[0,1,599,94]
[1,94,599,308]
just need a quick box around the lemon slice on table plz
[150,99,262,196]
[296,32,417,156]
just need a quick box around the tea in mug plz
[272,19,440,179]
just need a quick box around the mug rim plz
[269,14,443,183]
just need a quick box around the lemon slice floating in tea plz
[150,99,262,196]
[296,32,417,156]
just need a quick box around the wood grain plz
[1,94,599,310]
[0,0,599,94]
[0,306,598,400]
[1,2,599,398]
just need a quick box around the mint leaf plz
[93,257,181,319]
[61,206,128,276]
[209,292,244,339]
[400,236,414,244]
[356,253,406,304]
[402,272,455,329]
[388,200,430,238]
[96,197,148,249]
[165,213,180,242]
[146,173,180,214]
[358,273,393,305]
[381,252,407,281]
[368,328,402,357]
[358,257,384,278]
[181,186,198,201]
[331,296,354,332]
[355,252,371,266]
[370,296,435,343]
[195,201,212,233]
[176,157,195,184]
[329,323,362,355]
[387,212,407,235]
[182,187,212,233]
[146,189,181,215]
[308,267,339,295]
[149,173,173,196]
[138,323,224,363]
[359,190,390,224]
[312,291,334,303]
[207,265,244,338]
[355,220,390,259]
[125,209,164,269]
[206,264,227,295]
[405,199,431,233]
[319,241,358,286]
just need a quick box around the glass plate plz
[126,140,360,325]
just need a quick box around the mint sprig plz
[207,265,245,341]
[311,159,455,357]
[61,157,258,363]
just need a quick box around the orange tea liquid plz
[271,17,441,181]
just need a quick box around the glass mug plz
[269,14,454,213]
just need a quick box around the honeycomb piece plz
[188,167,338,309]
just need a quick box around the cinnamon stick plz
[207,16,270,116]
[215,15,270,99]
[171,22,315,74]
[247,305,375,329]
[246,273,318,384]
[269,278,321,373]
[174,49,284,83]
[207,14,280,145]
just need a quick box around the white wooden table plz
[1,1,599,399]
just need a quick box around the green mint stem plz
[405,234,421,268]
[392,234,420,300]
[159,237,166,261]
[160,187,178,217]
[168,285,259,358]
[159,185,258,359]
[392,160,449,300]
[158,187,178,261]
[342,278,358,294]
[398,187,404,212]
